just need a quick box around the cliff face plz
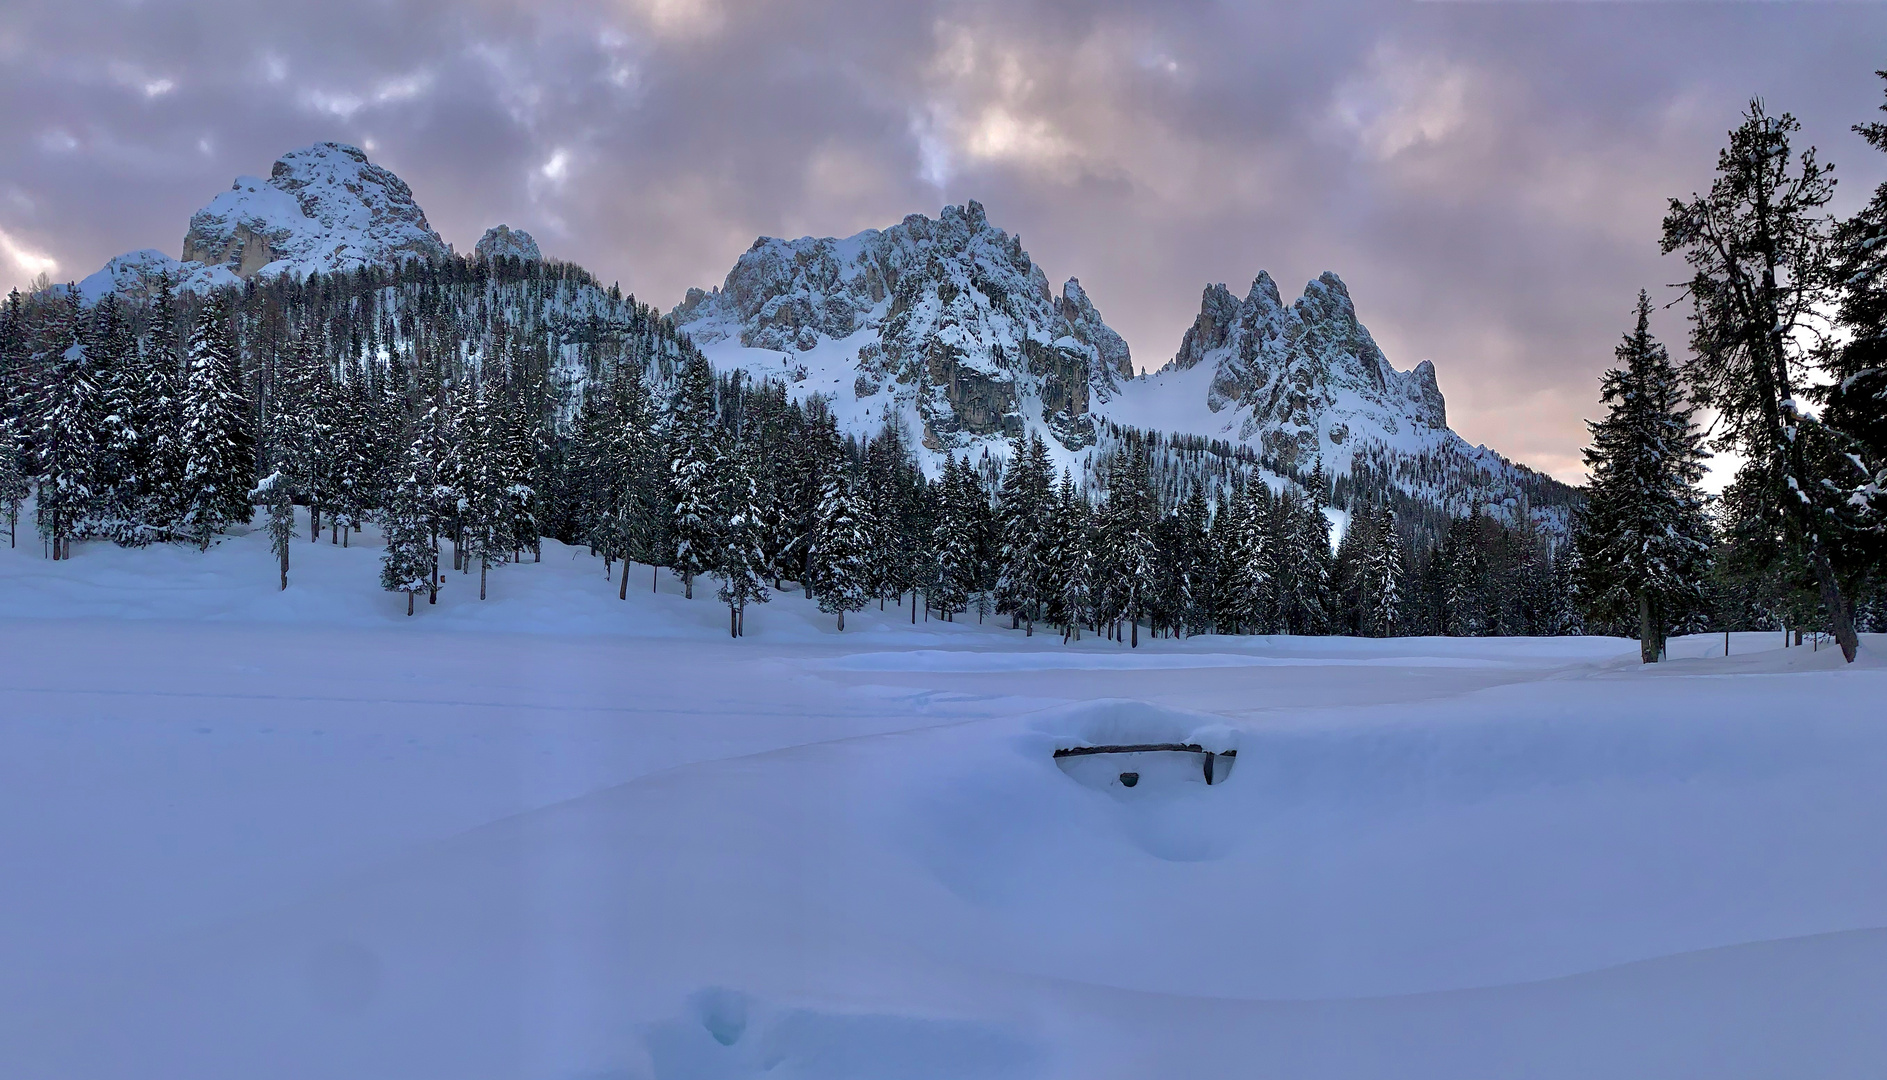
[673,201,1131,454]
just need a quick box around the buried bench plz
[1052,743,1238,786]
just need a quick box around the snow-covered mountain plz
[78,143,520,302]
[675,201,1573,526]
[1111,271,1461,473]
[672,201,1133,456]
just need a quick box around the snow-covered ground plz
[3,519,1884,1079]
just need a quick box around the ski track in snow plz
[3,517,1885,1079]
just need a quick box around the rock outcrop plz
[475,225,542,263]
[673,201,1132,453]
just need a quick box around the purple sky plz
[2,0,1883,481]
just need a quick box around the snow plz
[4,518,1885,1078]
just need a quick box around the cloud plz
[1,0,1883,481]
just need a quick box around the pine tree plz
[380,468,436,616]
[35,294,99,559]
[135,279,186,539]
[1662,99,1858,660]
[0,412,29,548]
[1043,471,1092,642]
[713,442,770,636]
[996,433,1054,633]
[179,294,255,549]
[930,456,980,620]
[668,355,719,599]
[1573,293,1714,662]
[250,468,294,589]
[1820,70,1887,603]
[1097,446,1158,646]
[1360,506,1406,637]
[813,469,871,631]
[89,294,144,543]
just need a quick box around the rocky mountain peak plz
[181,142,448,281]
[673,202,1133,456]
[476,225,542,262]
[1119,269,1453,474]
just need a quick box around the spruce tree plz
[712,442,770,636]
[1573,293,1714,662]
[668,355,719,599]
[179,294,255,549]
[35,294,98,559]
[813,470,871,631]
[381,468,436,616]
[930,456,979,620]
[0,413,28,548]
[250,468,294,590]
[1098,446,1158,646]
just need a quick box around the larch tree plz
[1661,99,1858,660]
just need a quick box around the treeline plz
[0,252,1581,641]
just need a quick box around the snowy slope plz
[3,519,1886,1079]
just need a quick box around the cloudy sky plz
[2,0,1883,481]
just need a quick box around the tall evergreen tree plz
[713,442,770,636]
[813,469,872,631]
[381,467,437,616]
[178,294,255,549]
[1573,293,1714,662]
[668,355,719,599]
[34,294,98,559]
[1662,99,1858,659]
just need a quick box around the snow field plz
[2,517,1885,1079]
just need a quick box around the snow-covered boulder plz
[475,225,541,263]
[673,200,1132,454]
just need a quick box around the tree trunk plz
[653,564,659,593]
[1131,617,1139,649]
[730,605,738,638]
[1638,593,1658,664]
[279,544,288,591]
[620,560,630,600]
[837,610,845,632]
[684,573,693,600]
[407,591,415,616]
[311,506,320,542]
[480,560,487,600]
[1804,548,1859,661]
[911,589,918,624]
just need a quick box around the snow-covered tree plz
[1097,447,1158,646]
[668,355,719,599]
[34,295,98,559]
[380,468,436,616]
[178,294,255,549]
[996,433,1054,633]
[713,442,770,637]
[1573,292,1713,662]
[813,470,872,631]
[250,468,294,590]
[1662,99,1857,660]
